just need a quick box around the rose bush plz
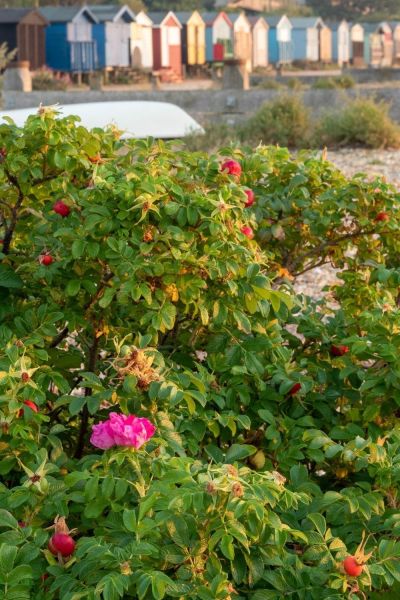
[0,109,399,599]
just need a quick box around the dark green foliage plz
[0,111,399,599]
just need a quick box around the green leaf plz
[65,279,81,296]
[0,510,18,530]
[307,513,326,537]
[225,444,257,463]
[99,287,116,308]
[69,396,86,416]
[7,564,33,583]
[220,534,235,560]
[251,591,282,600]
[71,239,86,259]
[138,493,159,521]
[123,509,137,533]
[0,265,23,289]
[166,517,190,548]
[0,544,17,574]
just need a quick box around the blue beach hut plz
[266,15,292,65]
[41,5,98,72]
[91,5,135,69]
[291,17,328,62]
[328,20,350,66]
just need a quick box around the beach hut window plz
[168,26,180,45]
[278,27,290,43]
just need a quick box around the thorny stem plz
[49,326,69,349]
[2,169,24,255]
[287,228,398,274]
[74,333,99,459]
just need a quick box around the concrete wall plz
[4,86,400,125]
[251,68,400,86]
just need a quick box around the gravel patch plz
[327,149,400,188]
[294,149,400,299]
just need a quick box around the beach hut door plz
[255,26,267,67]
[308,27,319,61]
[106,23,131,67]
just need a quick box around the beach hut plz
[91,4,135,69]
[40,6,98,72]
[320,23,332,62]
[230,12,253,72]
[350,23,365,66]
[377,22,393,66]
[149,11,183,79]
[130,11,153,70]
[328,20,350,66]
[175,11,206,71]
[291,17,331,63]
[266,15,292,65]
[0,8,48,70]
[249,15,268,69]
[391,22,400,65]
[359,23,384,67]
[203,12,234,62]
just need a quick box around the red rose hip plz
[221,159,242,178]
[343,556,363,577]
[289,383,301,396]
[240,225,254,239]
[40,255,53,266]
[53,200,70,217]
[330,344,349,357]
[18,400,39,417]
[375,212,389,222]
[48,533,75,557]
[244,189,255,207]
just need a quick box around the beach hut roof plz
[325,20,349,32]
[290,17,324,29]
[90,5,135,23]
[202,11,232,27]
[359,22,380,33]
[40,6,97,24]
[135,11,153,26]
[0,8,34,23]
[174,11,204,25]
[265,15,291,28]
[148,11,181,27]
[248,15,268,27]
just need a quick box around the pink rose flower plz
[90,412,155,450]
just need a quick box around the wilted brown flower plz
[115,348,159,390]
[231,482,244,497]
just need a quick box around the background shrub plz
[243,94,312,147]
[258,78,284,90]
[312,77,338,89]
[312,75,355,90]
[32,67,70,91]
[315,97,400,148]
[285,77,304,90]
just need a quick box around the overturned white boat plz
[0,101,204,139]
